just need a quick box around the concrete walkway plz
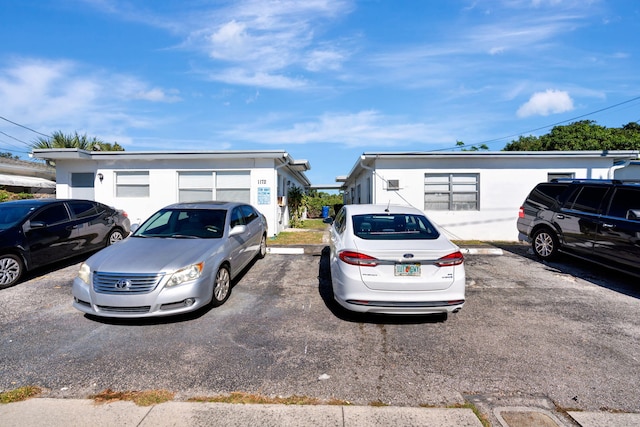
[1,398,639,427]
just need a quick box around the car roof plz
[343,204,425,216]
[0,198,66,208]
[162,201,246,210]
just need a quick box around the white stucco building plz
[340,151,640,241]
[32,149,311,236]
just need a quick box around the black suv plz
[517,179,640,277]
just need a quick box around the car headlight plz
[167,262,204,287]
[77,263,91,284]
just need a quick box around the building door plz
[71,173,95,199]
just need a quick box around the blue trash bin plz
[321,206,330,218]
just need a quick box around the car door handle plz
[556,214,565,219]
[602,223,614,229]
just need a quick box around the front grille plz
[93,272,164,294]
[97,305,151,314]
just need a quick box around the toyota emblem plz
[115,279,132,290]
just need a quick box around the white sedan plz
[328,204,465,317]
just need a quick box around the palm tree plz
[32,131,106,150]
[32,131,124,165]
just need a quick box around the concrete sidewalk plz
[0,399,482,427]
[2,398,640,427]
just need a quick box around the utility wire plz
[0,115,51,138]
[448,94,640,151]
[0,130,32,147]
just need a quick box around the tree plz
[0,152,20,160]
[503,121,640,151]
[455,141,489,151]
[287,186,306,228]
[32,131,125,151]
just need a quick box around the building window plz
[178,171,213,202]
[424,173,479,211]
[216,171,250,203]
[548,172,575,181]
[387,179,400,190]
[116,171,149,197]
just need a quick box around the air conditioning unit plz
[387,179,400,190]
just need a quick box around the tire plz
[107,228,125,246]
[211,265,231,307]
[258,234,267,259]
[0,254,24,289]
[532,228,559,260]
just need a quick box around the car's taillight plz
[435,251,464,267]
[518,206,524,218]
[338,251,378,267]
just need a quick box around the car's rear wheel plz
[532,228,559,260]
[107,228,125,245]
[258,234,267,259]
[0,254,24,289]
[211,265,231,306]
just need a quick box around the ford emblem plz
[115,279,132,289]
[403,253,414,259]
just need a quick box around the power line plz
[0,115,51,138]
[449,94,640,151]
[0,131,32,148]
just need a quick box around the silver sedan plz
[72,201,267,318]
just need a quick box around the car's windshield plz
[0,205,36,230]
[133,209,226,239]
[351,213,440,240]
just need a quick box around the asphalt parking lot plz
[1,244,639,425]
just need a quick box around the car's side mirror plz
[229,224,247,236]
[626,209,640,221]
[323,217,333,224]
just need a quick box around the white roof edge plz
[361,150,640,158]
[32,148,292,160]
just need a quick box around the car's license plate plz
[395,263,421,276]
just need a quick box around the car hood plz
[85,237,225,273]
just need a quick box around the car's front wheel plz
[0,254,24,289]
[211,265,231,307]
[532,228,559,260]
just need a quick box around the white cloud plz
[0,58,178,139]
[220,110,455,147]
[516,89,574,117]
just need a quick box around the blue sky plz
[1,0,639,185]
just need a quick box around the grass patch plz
[298,218,328,229]
[189,392,333,405]
[269,231,324,245]
[369,400,389,407]
[0,386,42,404]
[90,389,174,406]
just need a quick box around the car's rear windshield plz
[133,209,226,239]
[351,213,440,240]
[0,205,37,230]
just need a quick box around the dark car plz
[0,199,130,288]
[517,179,640,276]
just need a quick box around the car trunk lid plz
[353,238,461,291]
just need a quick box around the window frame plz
[424,173,480,211]
[115,171,150,198]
